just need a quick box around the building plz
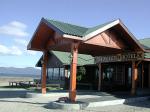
[36,51,95,89]
[28,18,150,102]
[36,38,150,91]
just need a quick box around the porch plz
[27,18,149,102]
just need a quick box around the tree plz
[77,66,86,81]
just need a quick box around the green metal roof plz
[46,19,88,37]
[139,38,150,58]
[144,53,150,59]
[82,20,115,36]
[52,51,94,65]
[139,38,150,50]
[36,51,94,67]
[45,18,114,37]
[138,38,150,58]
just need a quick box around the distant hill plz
[0,67,41,78]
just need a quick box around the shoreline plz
[0,76,38,87]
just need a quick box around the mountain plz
[0,67,41,77]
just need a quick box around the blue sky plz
[0,0,150,68]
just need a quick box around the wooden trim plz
[119,20,145,52]
[83,20,120,40]
[63,34,83,40]
[143,59,150,61]
[42,18,64,36]
[136,60,142,67]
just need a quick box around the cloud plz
[0,44,22,56]
[13,38,37,56]
[26,50,37,55]
[14,38,28,46]
[0,21,29,37]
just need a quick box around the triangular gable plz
[83,19,145,51]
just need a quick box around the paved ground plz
[0,88,150,112]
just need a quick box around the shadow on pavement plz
[0,89,28,98]
[0,99,47,105]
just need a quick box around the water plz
[0,73,41,79]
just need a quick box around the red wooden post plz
[131,61,138,95]
[69,42,79,102]
[41,51,48,94]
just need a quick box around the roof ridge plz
[44,18,119,37]
[45,18,89,29]
[83,19,118,36]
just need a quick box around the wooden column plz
[98,63,102,91]
[69,42,79,102]
[131,61,138,95]
[41,51,48,94]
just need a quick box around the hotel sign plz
[95,52,144,63]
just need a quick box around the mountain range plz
[0,67,41,78]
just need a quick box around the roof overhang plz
[27,18,83,51]
[28,18,146,55]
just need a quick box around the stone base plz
[48,101,88,110]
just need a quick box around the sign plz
[95,52,144,63]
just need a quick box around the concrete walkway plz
[0,89,150,111]
[26,90,150,109]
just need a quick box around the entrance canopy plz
[27,18,146,56]
[27,18,150,102]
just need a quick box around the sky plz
[0,0,150,68]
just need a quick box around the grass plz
[0,85,63,92]
[27,86,63,92]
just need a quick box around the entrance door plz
[102,63,131,91]
[102,65,114,91]
[102,63,125,91]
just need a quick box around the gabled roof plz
[28,18,146,53]
[45,18,114,38]
[46,19,88,37]
[139,38,150,59]
[52,51,94,65]
[139,38,150,50]
[36,51,94,67]
[43,18,144,50]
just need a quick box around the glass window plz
[60,68,64,80]
[128,68,131,84]
[68,69,70,78]
[53,68,59,80]
[48,68,53,80]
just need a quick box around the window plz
[47,68,65,80]
[53,68,59,80]
[60,68,64,80]
[48,68,53,80]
